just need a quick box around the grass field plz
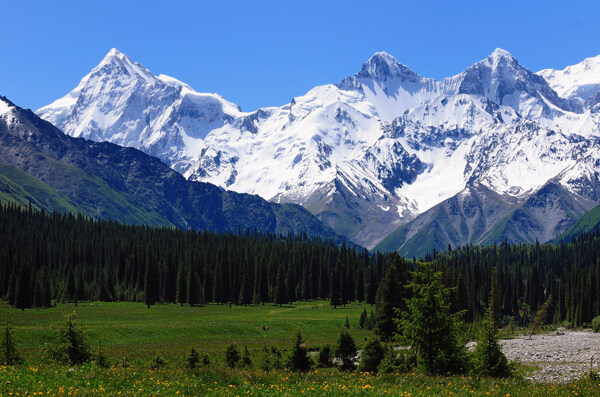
[2,300,600,396]
[0,300,373,361]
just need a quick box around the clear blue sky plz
[2,0,600,112]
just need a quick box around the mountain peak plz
[490,48,514,60]
[356,51,421,82]
[0,96,15,117]
[93,48,156,84]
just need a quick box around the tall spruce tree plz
[396,263,466,375]
[144,258,159,308]
[14,264,32,311]
[472,269,512,377]
[187,270,200,307]
[176,264,187,306]
[274,266,287,307]
[288,332,313,372]
[375,253,408,341]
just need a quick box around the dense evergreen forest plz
[1,202,600,328]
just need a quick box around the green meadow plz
[0,300,372,361]
[1,301,600,396]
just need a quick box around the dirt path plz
[500,330,600,383]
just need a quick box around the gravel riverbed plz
[500,330,600,383]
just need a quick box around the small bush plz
[186,348,200,369]
[317,345,333,368]
[225,344,241,368]
[0,317,22,365]
[261,346,283,371]
[94,342,110,368]
[202,354,211,366]
[378,347,416,374]
[150,354,166,370]
[592,316,600,333]
[288,332,313,372]
[240,345,252,368]
[335,330,357,371]
[44,312,92,365]
[358,339,385,373]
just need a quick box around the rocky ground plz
[500,329,600,383]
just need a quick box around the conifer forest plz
[2,202,600,330]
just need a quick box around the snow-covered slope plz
[37,48,600,250]
[38,49,246,172]
[539,54,600,103]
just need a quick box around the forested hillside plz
[2,202,600,328]
[0,202,382,309]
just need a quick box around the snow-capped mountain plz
[539,54,600,104]
[38,49,246,174]
[37,48,600,252]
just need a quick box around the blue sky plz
[2,0,600,112]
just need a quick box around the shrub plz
[288,332,313,372]
[150,354,166,370]
[95,342,110,368]
[335,330,357,371]
[472,318,512,377]
[240,345,252,368]
[0,316,22,365]
[592,316,600,333]
[378,347,416,374]
[202,354,211,366]
[358,338,385,373]
[261,346,283,370]
[225,344,241,368]
[44,312,92,365]
[186,348,200,369]
[317,345,333,368]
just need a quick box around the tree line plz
[2,201,600,331]
[0,202,387,309]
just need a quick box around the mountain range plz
[0,95,346,243]
[29,48,600,256]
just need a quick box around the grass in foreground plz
[2,364,600,396]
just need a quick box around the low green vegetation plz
[0,300,372,361]
[3,364,600,396]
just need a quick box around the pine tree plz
[358,338,385,373]
[334,330,357,371]
[187,270,200,307]
[240,345,252,368]
[144,260,159,308]
[6,273,16,306]
[42,273,52,308]
[489,266,501,330]
[359,308,367,329]
[14,264,32,310]
[364,266,377,305]
[329,266,341,308]
[472,271,512,377]
[176,264,187,306]
[33,279,44,308]
[274,266,287,307]
[317,344,333,368]
[375,253,408,341]
[45,312,92,365]
[396,263,466,375]
[288,332,312,372]
[65,269,76,303]
[530,295,553,338]
[186,347,200,369]
[0,316,22,365]
[225,344,241,368]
